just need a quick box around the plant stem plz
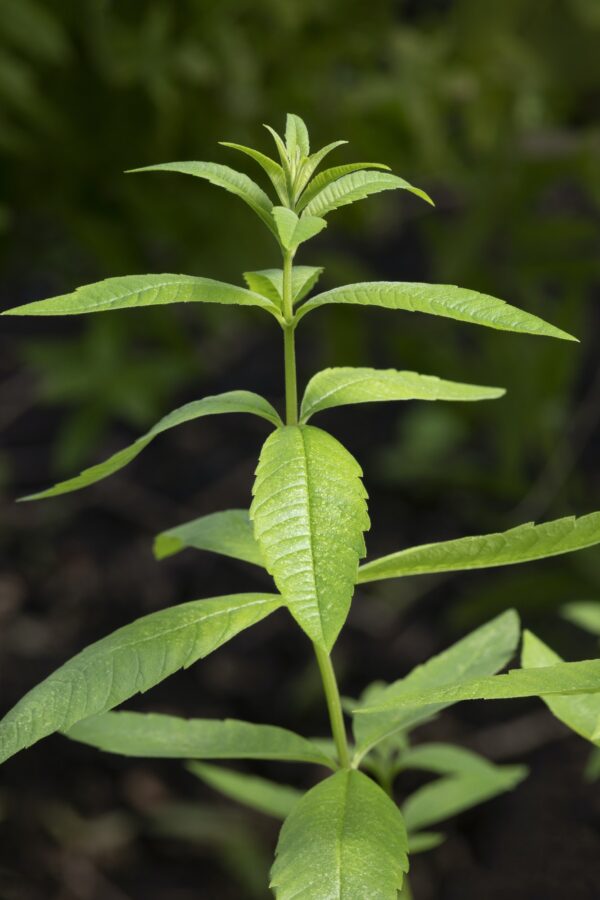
[313,643,351,769]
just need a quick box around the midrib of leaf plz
[298,426,325,645]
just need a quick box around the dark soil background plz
[1,2,600,898]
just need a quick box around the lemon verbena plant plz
[3,114,600,899]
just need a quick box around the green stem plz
[313,643,351,769]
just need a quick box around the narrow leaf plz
[297,282,577,341]
[521,631,600,745]
[293,140,348,196]
[302,170,433,218]
[21,392,281,501]
[66,711,334,767]
[128,161,277,234]
[2,274,281,318]
[243,266,323,307]
[190,762,302,820]
[219,141,287,202]
[408,831,445,854]
[271,770,409,899]
[0,593,282,765]
[358,512,600,584]
[297,162,391,212]
[285,113,310,157]
[562,602,600,637]
[250,425,369,650]
[301,367,505,422]
[353,611,520,759]
[272,207,326,250]
[154,509,263,566]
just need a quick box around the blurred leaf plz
[189,762,302,820]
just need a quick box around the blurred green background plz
[1,2,599,898]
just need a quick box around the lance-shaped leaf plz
[562,602,600,637]
[358,512,600,584]
[293,140,348,197]
[66,711,334,767]
[408,832,445,854]
[356,660,600,715]
[297,162,391,212]
[128,161,277,235]
[219,141,287,202]
[302,170,433,218]
[0,593,282,766]
[243,266,323,307]
[285,113,310,158]
[190,762,302,820]
[2,273,282,318]
[250,425,369,650]
[297,281,577,341]
[21,391,281,501]
[154,509,263,565]
[300,367,505,422]
[271,770,409,899]
[352,611,520,761]
[272,206,327,251]
[521,631,600,745]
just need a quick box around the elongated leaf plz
[272,206,326,250]
[285,113,310,158]
[297,281,577,341]
[154,509,263,565]
[358,512,600,584]
[128,161,277,234]
[293,140,348,196]
[0,593,282,765]
[250,425,369,650]
[66,711,334,767]
[21,391,281,501]
[353,611,520,760]
[357,660,600,715]
[297,162,391,212]
[400,742,507,777]
[403,764,527,832]
[190,762,302,820]
[302,170,433,218]
[219,141,287,201]
[271,770,409,899]
[408,832,445,854]
[301,367,505,422]
[2,274,282,318]
[562,601,600,637]
[243,266,323,306]
[521,631,600,745]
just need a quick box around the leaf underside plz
[154,509,263,565]
[250,425,369,651]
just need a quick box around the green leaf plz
[250,425,369,650]
[352,611,520,760]
[272,206,327,250]
[297,162,391,212]
[2,274,282,318]
[219,141,287,202]
[285,113,310,158]
[521,631,600,745]
[154,509,263,566]
[408,831,445,854]
[190,762,302,820]
[302,170,433,218]
[562,601,600,637]
[127,161,277,234]
[399,742,523,779]
[293,140,348,197]
[403,762,527,832]
[243,266,323,306]
[21,391,281,501]
[0,593,282,766]
[271,770,409,899]
[358,512,600,584]
[357,660,600,715]
[297,282,577,341]
[66,711,334,767]
[300,367,505,422]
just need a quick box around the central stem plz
[280,248,351,769]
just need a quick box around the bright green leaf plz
[2,274,282,318]
[21,391,281,501]
[154,509,263,566]
[521,630,600,745]
[562,601,600,637]
[271,770,409,899]
[297,162,391,212]
[66,711,334,767]
[190,762,302,820]
[219,141,287,202]
[300,367,505,422]
[250,425,369,650]
[293,140,348,197]
[0,593,282,766]
[297,282,577,341]
[302,170,433,218]
[353,611,520,760]
[128,161,277,234]
[408,831,445,854]
[243,266,323,306]
[358,512,600,584]
[285,113,310,158]
[272,206,326,250]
